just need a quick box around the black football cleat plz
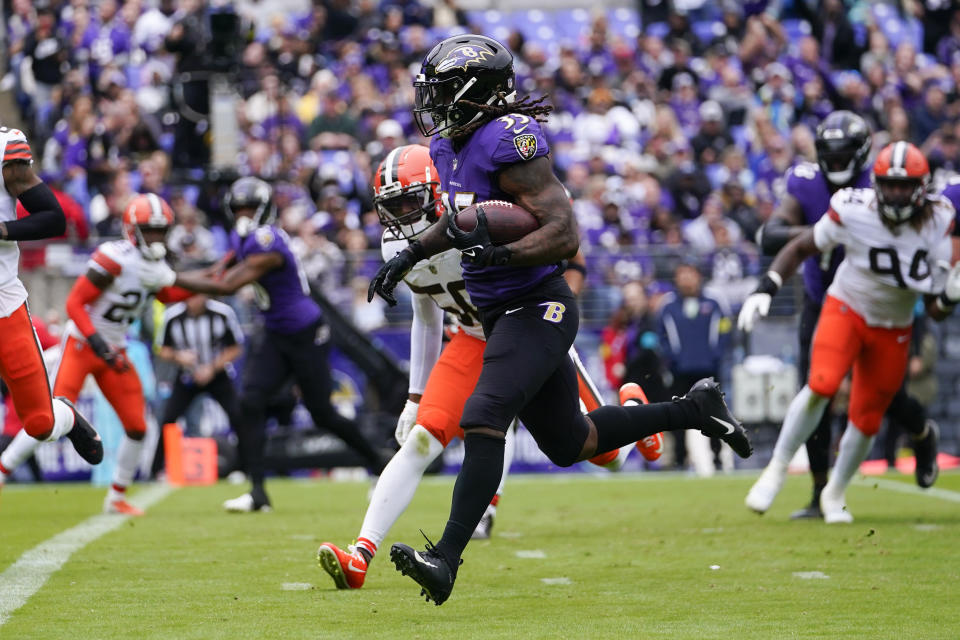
[390,535,460,606]
[913,419,939,489]
[789,502,824,520]
[56,396,103,465]
[683,378,753,458]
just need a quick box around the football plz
[452,200,540,245]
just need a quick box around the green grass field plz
[3,471,960,640]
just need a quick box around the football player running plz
[318,146,658,590]
[0,125,102,489]
[0,194,187,512]
[755,111,939,517]
[368,35,750,605]
[173,177,388,512]
[740,142,958,523]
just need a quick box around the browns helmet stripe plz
[890,141,907,176]
[382,147,402,187]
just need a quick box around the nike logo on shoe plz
[711,415,736,435]
[414,551,439,568]
[347,558,366,573]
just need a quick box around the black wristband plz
[488,245,512,266]
[938,291,957,309]
[755,273,781,296]
[564,261,587,276]
[408,240,427,261]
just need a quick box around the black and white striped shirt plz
[159,300,244,367]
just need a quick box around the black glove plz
[367,242,425,306]
[87,332,129,372]
[446,207,512,267]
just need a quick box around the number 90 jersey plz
[814,188,955,328]
[381,233,484,341]
[66,240,168,348]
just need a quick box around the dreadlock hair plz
[451,93,553,145]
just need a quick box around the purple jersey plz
[230,226,321,333]
[942,179,960,235]
[785,163,872,302]
[430,115,557,308]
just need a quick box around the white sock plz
[494,419,516,497]
[46,398,76,441]
[111,435,145,495]
[357,425,444,550]
[823,422,874,499]
[0,429,42,474]
[771,386,830,467]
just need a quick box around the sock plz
[108,482,128,503]
[771,386,830,467]
[823,421,874,500]
[590,399,700,456]
[911,421,931,441]
[112,435,144,494]
[355,537,376,564]
[0,430,42,475]
[435,432,505,564]
[886,391,926,436]
[811,471,828,506]
[46,398,76,441]
[358,425,444,550]
[494,420,516,497]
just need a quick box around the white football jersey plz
[381,233,484,341]
[66,240,170,347]
[0,126,33,317]
[814,188,954,328]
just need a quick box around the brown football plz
[452,200,539,245]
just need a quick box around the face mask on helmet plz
[226,179,276,237]
[375,182,440,240]
[134,225,169,260]
[413,36,516,138]
[874,177,926,224]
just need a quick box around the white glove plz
[140,260,177,290]
[943,262,960,303]
[395,399,419,445]
[738,293,772,333]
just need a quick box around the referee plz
[152,293,244,476]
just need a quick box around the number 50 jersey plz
[814,188,955,328]
[65,240,170,348]
[382,232,484,341]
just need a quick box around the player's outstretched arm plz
[0,162,65,241]
[739,228,821,332]
[757,193,806,256]
[175,252,283,295]
[496,156,579,266]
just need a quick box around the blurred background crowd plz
[4,0,960,472]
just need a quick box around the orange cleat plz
[619,383,663,462]
[318,542,368,589]
[104,498,145,516]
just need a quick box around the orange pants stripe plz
[53,335,147,435]
[0,303,54,438]
[808,295,911,436]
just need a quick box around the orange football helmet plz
[123,193,174,260]
[872,141,930,224]
[373,144,442,240]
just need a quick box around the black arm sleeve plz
[5,182,65,240]
[757,217,803,256]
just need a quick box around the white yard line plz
[853,476,960,504]
[0,484,173,627]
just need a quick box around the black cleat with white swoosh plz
[683,378,753,458]
[390,535,460,606]
[57,396,103,465]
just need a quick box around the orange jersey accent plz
[53,335,146,435]
[808,295,911,436]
